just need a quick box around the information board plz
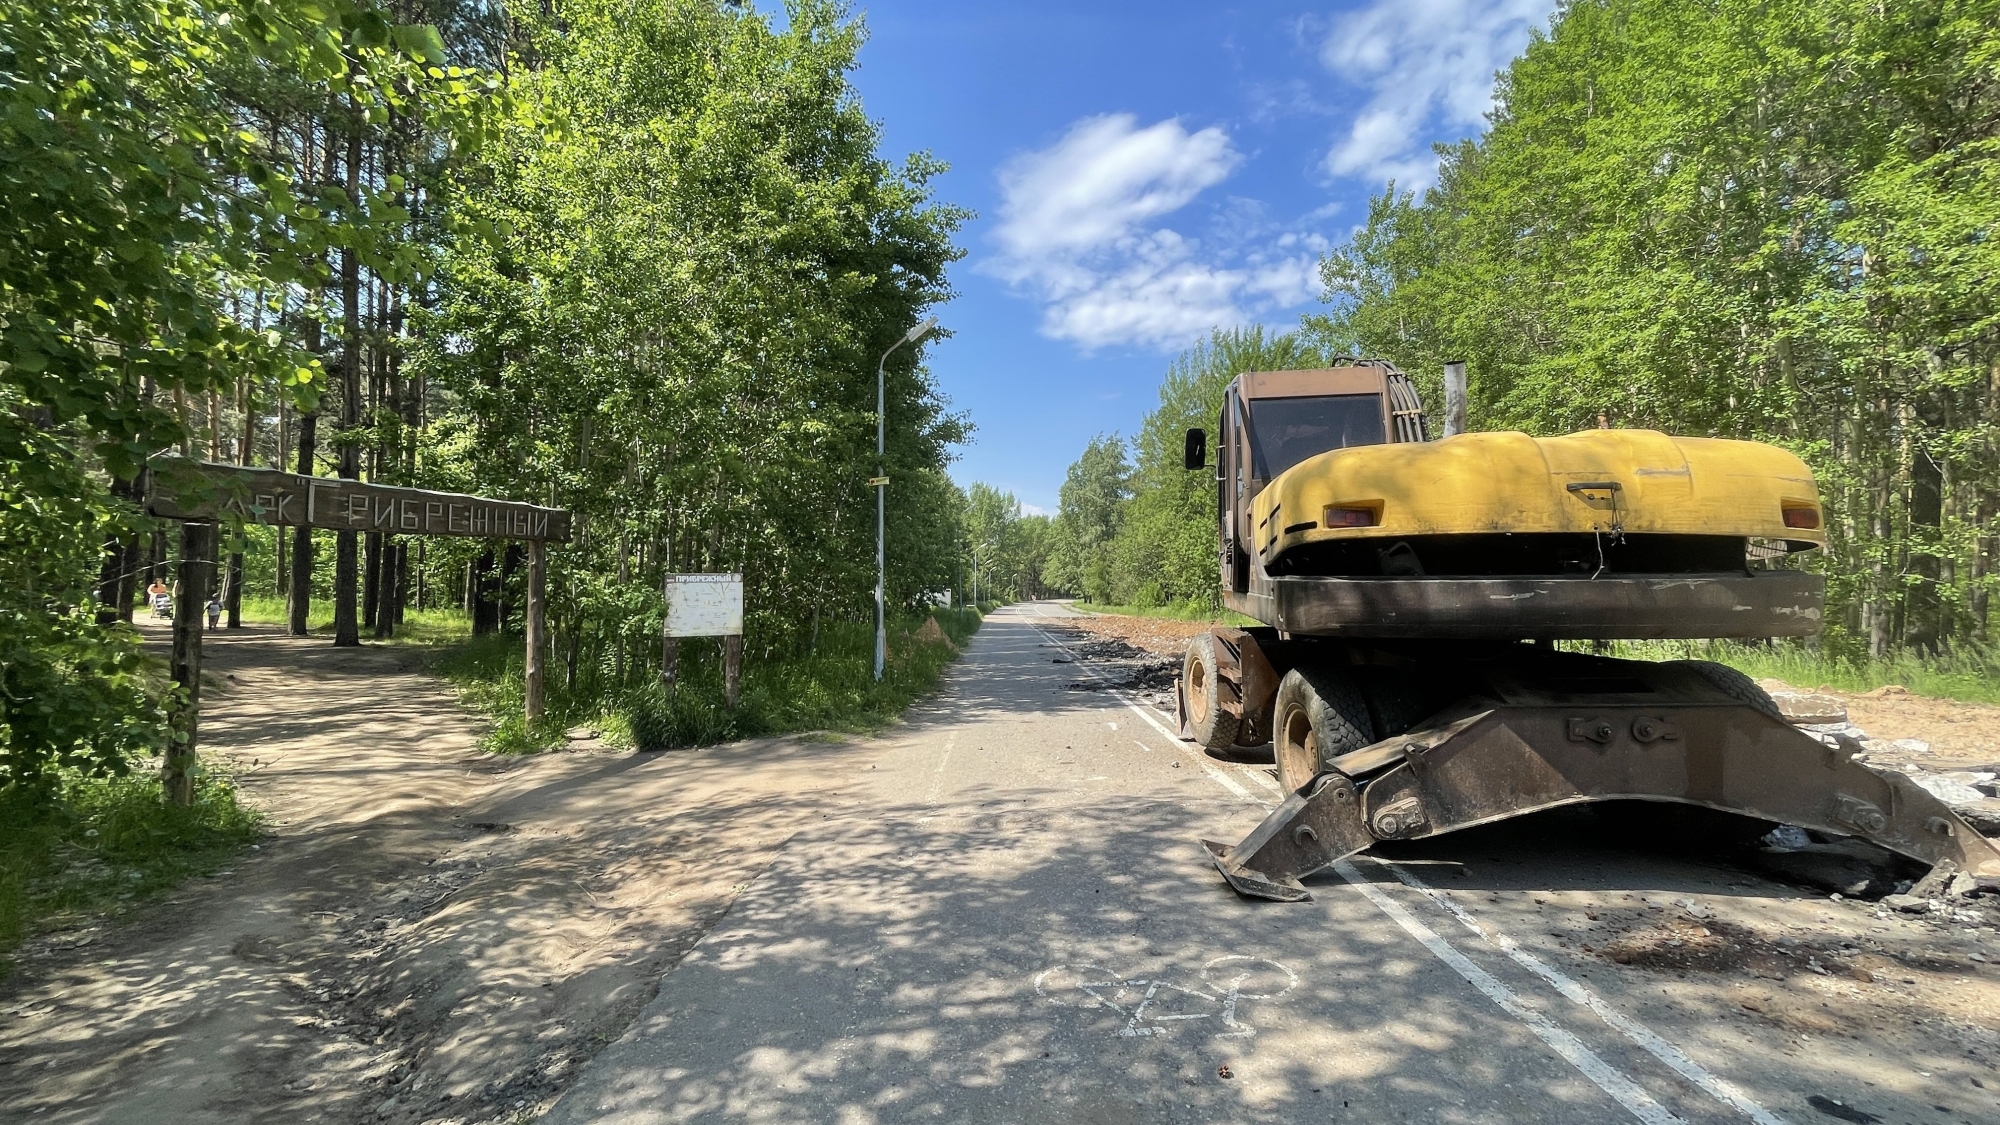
[664,574,744,637]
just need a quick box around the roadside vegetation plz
[434,607,983,753]
[0,771,259,975]
[1027,0,2000,693]
[3,0,982,951]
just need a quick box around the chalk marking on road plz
[1203,955,1298,1038]
[1033,957,1296,1040]
[1332,860,1686,1125]
[1370,859,1790,1125]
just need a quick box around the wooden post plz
[660,636,678,689]
[724,634,742,711]
[165,522,213,807]
[524,538,547,724]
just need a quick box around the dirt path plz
[0,624,868,1125]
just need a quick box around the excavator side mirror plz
[1184,428,1207,470]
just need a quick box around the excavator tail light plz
[1782,504,1821,530]
[1322,505,1379,529]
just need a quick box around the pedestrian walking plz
[206,594,222,631]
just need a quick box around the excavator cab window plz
[1247,393,1386,479]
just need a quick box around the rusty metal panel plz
[1237,367,1387,400]
[1210,694,2000,901]
[145,458,573,542]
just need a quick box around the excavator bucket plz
[1205,662,2000,902]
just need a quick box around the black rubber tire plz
[1668,659,1782,720]
[1182,633,1241,751]
[1273,666,1377,793]
[1352,666,1434,739]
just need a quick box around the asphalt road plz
[545,603,1997,1125]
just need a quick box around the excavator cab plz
[1186,363,1426,595]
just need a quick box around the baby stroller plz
[150,591,173,619]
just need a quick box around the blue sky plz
[843,0,1556,513]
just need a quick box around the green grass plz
[0,768,261,974]
[1075,604,2000,706]
[236,594,472,646]
[1070,600,1261,627]
[430,607,986,754]
[1596,639,2000,705]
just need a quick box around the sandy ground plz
[0,624,870,1124]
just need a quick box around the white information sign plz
[663,573,744,637]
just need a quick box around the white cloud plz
[992,115,1237,267]
[986,114,1321,352]
[1320,0,1556,186]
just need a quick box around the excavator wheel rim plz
[1276,703,1317,793]
[1183,634,1241,751]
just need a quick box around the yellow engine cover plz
[1252,429,1825,561]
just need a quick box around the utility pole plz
[874,316,938,681]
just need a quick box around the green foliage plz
[412,0,969,674]
[0,768,261,965]
[0,0,500,795]
[1306,0,2000,659]
[1602,640,2000,707]
[431,609,982,753]
[962,482,1058,602]
[1055,327,1335,608]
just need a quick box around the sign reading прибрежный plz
[146,458,572,543]
[663,573,744,638]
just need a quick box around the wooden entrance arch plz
[145,458,572,803]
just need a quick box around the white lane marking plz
[1239,765,1284,795]
[923,731,959,808]
[1371,859,1790,1125]
[1332,860,1686,1125]
[1029,625,1269,809]
[1131,740,1153,754]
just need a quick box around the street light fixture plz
[875,316,939,682]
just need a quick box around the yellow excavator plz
[1178,360,2000,900]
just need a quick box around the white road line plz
[1332,860,1686,1125]
[1371,859,1791,1125]
[923,731,958,808]
[1029,626,1270,809]
[1238,765,1284,795]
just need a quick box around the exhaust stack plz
[1443,360,1467,437]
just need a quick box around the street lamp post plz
[875,316,939,682]
[971,540,994,609]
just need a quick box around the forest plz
[1,0,976,874]
[1050,0,2000,668]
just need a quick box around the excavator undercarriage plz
[1180,631,2000,901]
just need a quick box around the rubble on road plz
[1761,678,2000,855]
